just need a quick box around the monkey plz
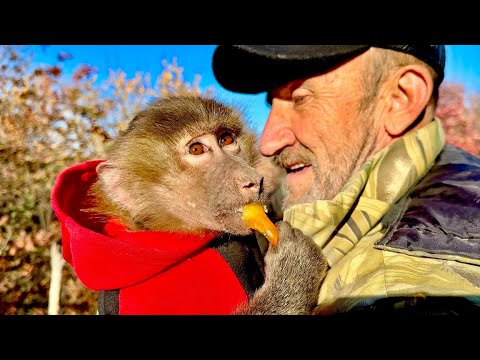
[80,94,328,315]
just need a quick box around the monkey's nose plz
[241,176,263,197]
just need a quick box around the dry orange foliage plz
[0,45,212,314]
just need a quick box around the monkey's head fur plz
[86,94,281,236]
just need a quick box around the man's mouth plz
[285,163,311,174]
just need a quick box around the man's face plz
[260,54,380,210]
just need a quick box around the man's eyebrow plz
[266,79,306,104]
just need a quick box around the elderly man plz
[213,45,480,314]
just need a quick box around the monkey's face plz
[95,95,277,235]
[97,127,268,235]
[166,128,267,235]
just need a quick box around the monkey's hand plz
[234,221,328,315]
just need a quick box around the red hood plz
[50,160,218,290]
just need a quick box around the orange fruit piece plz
[242,203,279,246]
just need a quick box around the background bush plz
[0,45,210,314]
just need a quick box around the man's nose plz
[259,102,296,156]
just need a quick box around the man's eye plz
[293,95,307,104]
[189,143,204,155]
[219,132,235,146]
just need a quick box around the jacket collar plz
[284,119,446,266]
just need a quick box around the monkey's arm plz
[234,221,328,315]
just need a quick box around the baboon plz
[53,94,327,315]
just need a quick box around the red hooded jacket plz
[50,160,265,315]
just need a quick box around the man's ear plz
[384,65,433,136]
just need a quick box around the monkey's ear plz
[95,162,135,211]
[96,161,110,175]
[96,161,122,193]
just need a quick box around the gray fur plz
[237,221,328,315]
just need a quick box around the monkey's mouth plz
[214,207,253,235]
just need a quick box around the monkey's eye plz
[219,132,235,147]
[189,143,204,155]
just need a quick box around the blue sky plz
[27,45,480,134]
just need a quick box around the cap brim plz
[212,45,371,94]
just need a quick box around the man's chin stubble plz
[282,170,346,210]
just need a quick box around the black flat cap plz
[212,45,446,94]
